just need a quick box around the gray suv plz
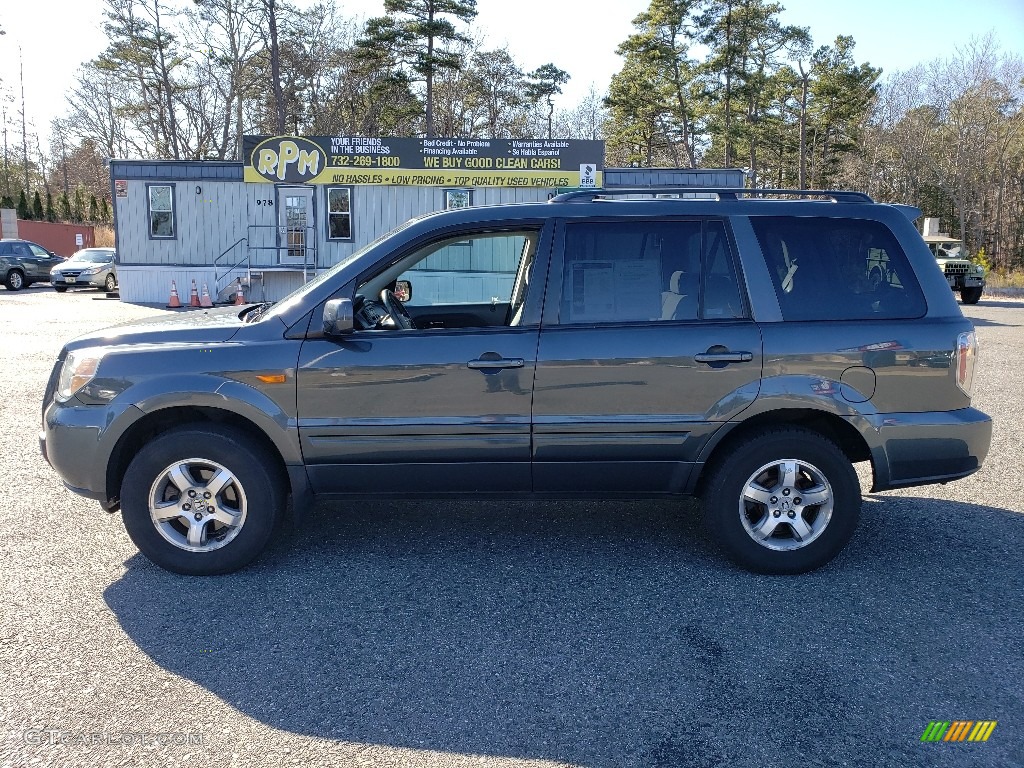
[1,238,64,291]
[40,189,992,576]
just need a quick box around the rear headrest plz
[669,270,685,293]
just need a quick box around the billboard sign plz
[243,135,604,187]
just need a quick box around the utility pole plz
[1,26,10,198]
[19,47,28,196]
[2,105,10,197]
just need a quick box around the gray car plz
[39,189,992,576]
[50,247,118,293]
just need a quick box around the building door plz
[277,186,315,266]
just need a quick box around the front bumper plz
[868,407,992,491]
[41,399,142,504]
[946,275,985,289]
[52,274,105,288]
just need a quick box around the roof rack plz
[549,188,874,204]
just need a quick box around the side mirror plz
[394,279,412,302]
[322,298,353,336]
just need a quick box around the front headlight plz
[50,267,62,277]
[56,348,106,402]
[975,265,984,274]
[79,266,102,276]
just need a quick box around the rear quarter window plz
[750,216,927,321]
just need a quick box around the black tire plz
[104,273,117,292]
[702,427,860,574]
[54,286,68,293]
[960,286,983,305]
[120,425,285,575]
[5,269,25,291]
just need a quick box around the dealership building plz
[109,136,743,304]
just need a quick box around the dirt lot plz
[2,286,1022,768]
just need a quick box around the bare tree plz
[191,0,264,158]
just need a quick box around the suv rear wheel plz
[703,427,860,574]
[120,425,284,575]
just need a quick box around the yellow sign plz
[249,136,327,183]
[243,166,602,188]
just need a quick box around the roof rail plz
[549,188,874,204]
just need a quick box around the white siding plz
[118,266,218,305]
[115,180,247,269]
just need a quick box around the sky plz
[0,0,1022,144]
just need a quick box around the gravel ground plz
[1,287,1022,768]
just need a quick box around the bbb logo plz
[252,136,324,183]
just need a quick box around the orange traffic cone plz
[166,280,182,308]
[200,282,213,308]
[233,279,246,306]
[189,279,201,307]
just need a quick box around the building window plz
[327,186,353,240]
[444,188,472,209]
[147,184,175,239]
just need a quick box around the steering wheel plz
[380,288,416,330]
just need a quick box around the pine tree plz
[356,0,479,137]
[100,198,110,223]
[0,195,14,210]
[58,193,72,221]
[72,187,85,223]
[17,190,30,219]
[45,192,56,222]
[525,64,571,140]
[89,195,99,222]
[32,191,44,220]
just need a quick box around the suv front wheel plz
[960,287,983,305]
[703,427,861,574]
[120,425,284,575]
[5,269,25,291]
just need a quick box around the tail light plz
[956,331,977,396]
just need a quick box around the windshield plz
[68,249,115,264]
[265,217,421,319]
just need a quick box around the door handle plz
[694,351,753,364]
[467,357,524,370]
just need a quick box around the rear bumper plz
[867,407,992,491]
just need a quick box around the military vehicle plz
[920,217,984,304]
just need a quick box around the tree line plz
[1,0,1020,268]
[605,1,1023,269]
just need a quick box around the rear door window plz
[556,219,745,324]
[750,216,927,321]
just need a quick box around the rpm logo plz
[251,136,325,183]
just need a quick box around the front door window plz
[295,223,550,495]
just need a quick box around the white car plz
[51,248,118,293]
